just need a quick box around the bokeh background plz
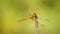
[0,0,60,34]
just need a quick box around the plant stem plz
[34,13,38,34]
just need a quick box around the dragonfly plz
[18,9,48,34]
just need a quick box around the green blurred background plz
[0,0,60,34]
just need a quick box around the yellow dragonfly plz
[18,9,48,34]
